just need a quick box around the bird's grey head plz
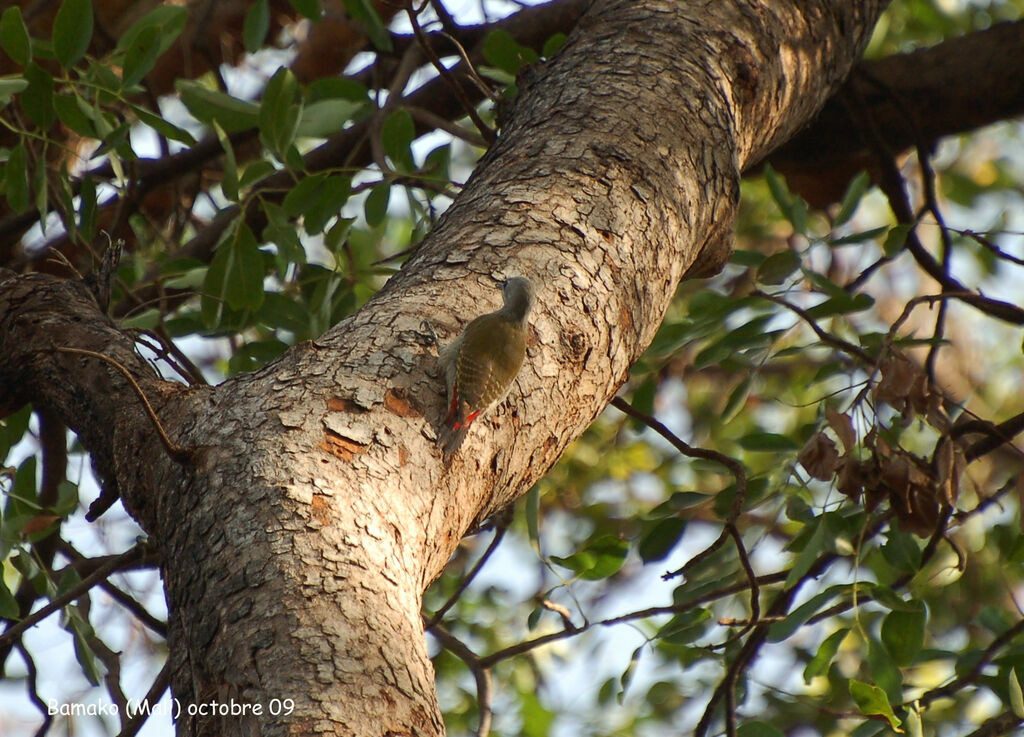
[500,276,535,322]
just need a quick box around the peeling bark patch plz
[320,429,368,461]
[384,387,421,418]
[327,396,365,413]
[310,493,333,525]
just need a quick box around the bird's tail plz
[438,422,471,462]
[438,396,481,462]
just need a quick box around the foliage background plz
[1,0,1024,735]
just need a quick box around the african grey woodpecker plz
[437,277,535,460]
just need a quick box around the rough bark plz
[0,1,887,735]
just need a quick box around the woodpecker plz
[437,277,535,460]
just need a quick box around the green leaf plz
[722,376,752,423]
[54,93,96,137]
[849,679,902,731]
[54,480,79,517]
[424,143,450,180]
[290,0,321,20]
[259,293,310,335]
[618,645,643,702]
[482,29,539,75]
[0,405,32,460]
[883,224,911,256]
[284,173,329,218]
[52,0,93,69]
[380,109,415,171]
[737,722,786,737]
[78,174,97,240]
[260,67,301,157]
[657,608,712,644]
[803,627,848,683]
[880,529,922,576]
[5,142,29,214]
[835,170,872,226]
[551,535,629,580]
[0,7,32,67]
[202,222,266,327]
[228,339,289,375]
[738,432,799,452]
[296,98,363,138]
[731,249,766,267]
[542,32,567,59]
[66,608,103,686]
[120,24,162,89]
[638,517,686,563]
[54,164,76,240]
[763,163,807,234]
[0,75,28,106]
[756,250,801,285]
[130,104,198,145]
[21,62,54,129]
[120,308,161,330]
[243,0,270,53]
[651,491,712,516]
[115,6,188,56]
[324,216,354,255]
[627,377,656,431]
[693,315,775,369]
[0,576,18,619]
[881,601,926,666]
[768,585,844,642]
[520,690,554,737]
[341,0,392,52]
[303,176,351,235]
[33,153,47,229]
[364,182,390,227]
[785,514,826,588]
[239,159,276,191]
[177,80,260,132]
[308,77,368,102]
[804,292,874,320]
[263,204,305,271]
[1010,669,1024,719]
[867,636,902,704]
[869,584,923,612]
[829,225,890,245]
[213,121,239,203]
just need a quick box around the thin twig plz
[406,0,496,144]
[427,622,493,737]
[16,643,52,737]
[116,660,171,737]
[753,290,876,365]
[919,617,1024,707]
[406,105,489,147]
[54,347,193,462]
[424,523,508,628]
[962,711,1024,737]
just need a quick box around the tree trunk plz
[0,0,887,734]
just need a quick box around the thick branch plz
[0,269,188,521]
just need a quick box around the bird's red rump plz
[452,410,480,431]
